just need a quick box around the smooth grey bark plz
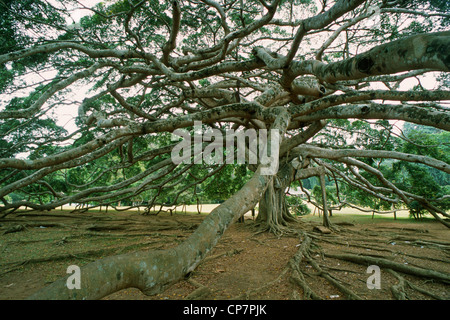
[257,120,328,232]
[27,165,274,300]
[27,110,291,300]
[293,103,450,131]
[0,0,447,300]
[319,172,331,228]
[292,145,450,174]
[286,31,450,83]
[256,163,297,232]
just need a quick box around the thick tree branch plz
[287,31,450,83]
[293,145,450,174]
[293,103,450,131]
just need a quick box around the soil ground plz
[0,208,449,300]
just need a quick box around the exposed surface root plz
[1,211,449,300]
[324,253,450,283]
[387,269,446,300]
[184,278,213,300]
[246,218,450,300]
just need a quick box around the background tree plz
[0,0,448,299]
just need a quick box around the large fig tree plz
[0,0,449,299]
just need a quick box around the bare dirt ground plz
[0,209,449,300]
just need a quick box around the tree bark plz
[319,172,331,228]
[27,166,273,300]
[256,163,297,233]
[286,31,450,83]
[27,110,291,300]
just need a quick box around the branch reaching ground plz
[0,0,449,300]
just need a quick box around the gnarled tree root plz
[324,252,450,283]
[387,269,446,300]
[287,233,324,299]
[184,278,213,300]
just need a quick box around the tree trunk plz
[256,163,297,234]
[27,166,273,300]
[27,109,291,300]
[319,172,331,228]
[255,160,333,232]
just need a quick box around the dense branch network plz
[0,0,449,228]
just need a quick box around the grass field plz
[146,202,419,222]
[1,203,447,300]
[11,202,426,224]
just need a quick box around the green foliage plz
[318,119,396,153]
[0,0,67,93]
[312,184,338,206]
[286,196,310,216]
[0,96,67,158]
[0,64,14,94]
[0,0,448,220]
[0,0,63,53]
[381,124,449,218]
[201,164,252,202]
[396,0,449,27]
